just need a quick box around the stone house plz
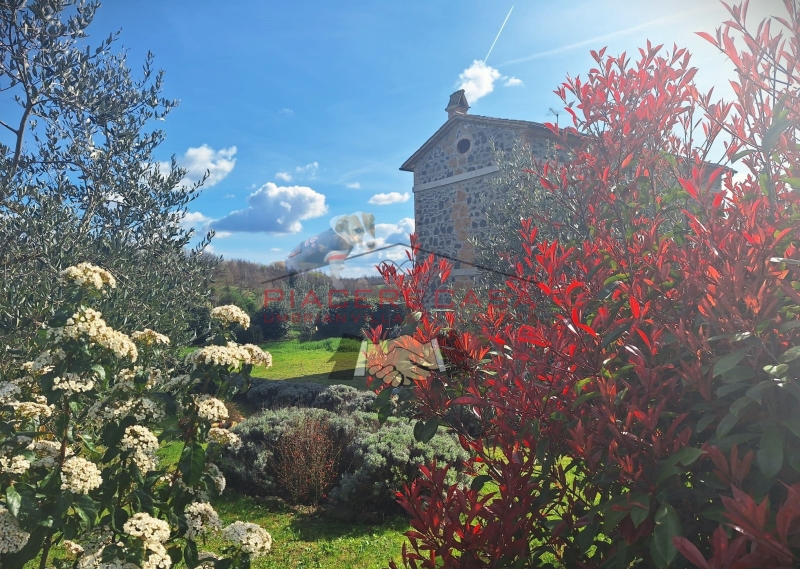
[400,90,557,285]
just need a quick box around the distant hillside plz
[211,258,386,304]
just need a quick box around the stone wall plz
[413,119,553,277]
[412,121,521,187]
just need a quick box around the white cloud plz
[214,231,232,238]
[376,218,414,243]
[270,247,282,252]
[104,192,125,210]
[180,211,212,232]
[279,108,294,116]
[168,145,237,188]
[274,162,319,183]
[225,193,235,198]
[346,182,361,189]
[458,60,501,104]
[504,76,522,87]
[368,192,410,205]
[295,161,319,180]
[212,182,328,234]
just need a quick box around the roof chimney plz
[445,90,470,119]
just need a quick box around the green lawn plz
[251,337,372,391]
[199,493,408,569]
[182,337,370,389]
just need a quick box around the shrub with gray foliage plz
[246,380,326,409]
[220,406,468,514]
[220,407,372,496]
[329,416,470,514]
[311,384,376,414]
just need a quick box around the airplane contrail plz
[484,5,514,64]
[498,6,708,67]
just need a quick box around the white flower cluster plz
[186,344,241,369]
[109,366,158,389]
[124,512,170,545]
[222,521,272,557]
[61,457,103,494]
[210,305,250,329]
[186,342,272,369]
[60,262,117,291]
[49,307,138,362]
[143,551,172,569]
[131,329,171,346]
[184,502,222,540]
[124,513,172,569]
[121,426,159,473]
[195,395,228,423]
[208,428,241,451]
[0,455,30,475]
[64,539,84,556]
[88,395,164,425]
[53,372,96,396]
[28,439,73,469]
[0,382,20,405]
[15,400,53,419]
[156,373,196,392]
[27,348,65,375]
[240,343,273,367]
[0,506,29,554]
[74,530,113,569]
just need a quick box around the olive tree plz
[0,0,216,364]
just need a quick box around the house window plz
[457,138,471,154]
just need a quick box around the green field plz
[200,493,408,569]
[251,337,372,390]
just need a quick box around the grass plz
[181,336,370,389]
[198,493,408,569]
[251,337,371,390]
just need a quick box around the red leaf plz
[695,30,717,46]
[630,296,641,318]
[678,177,699,199]
[519,325,547,346]
[672,536,710,569]
[451,396,484,406]
[621,154,633,169]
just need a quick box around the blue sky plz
[89,0,783,277]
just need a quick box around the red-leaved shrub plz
[369,2,800,567]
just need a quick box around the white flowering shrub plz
[0,264,273,568]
